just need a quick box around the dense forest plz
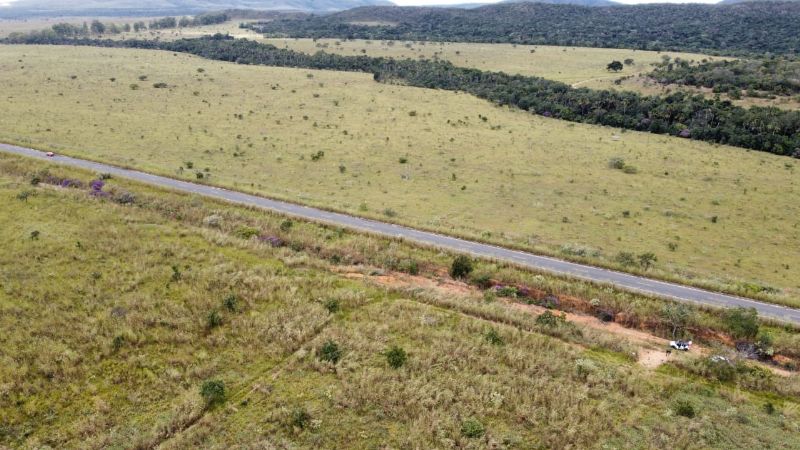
[247,2,800,55]
[648,57,800,99]
[3,34,799,156]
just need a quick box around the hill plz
[253,2,800,55]
[0,0,391,18]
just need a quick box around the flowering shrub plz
[258,235,283,247]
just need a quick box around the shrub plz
[202,214,222,228]
[399,157,408,164]
[398,259,419,275]
[317,340,341,364]
[280,220,293,232]
[461,418,485,438]
[153,82,168,88]
[615,251,637,267]
[485,328,504,345]
[170,265,181,282]
[673,399,696,418]
[385,346,407,369]
[207,310,222,329]
[638,252,657,270]
[470,272,494,289]
[495,285,518,297]
[536,310,566,327]
[450,255,473,279]
[323,298,339,313]
[112,190,135,205]
[608,157,626,170]
[223,294,238,312]
[234,226,260,239]
[16,190,33,201]
[290,407,311,430]
[383,208,397,217]
[724,307,759,340]
[622,165,638,174]
[200,380,226,407]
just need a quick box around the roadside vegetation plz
[1,154,799,448]
[0,44,797,303]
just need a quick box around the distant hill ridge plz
[252,1,800,55]
[0,0,392,18]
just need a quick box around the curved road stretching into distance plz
[3,142,799,324]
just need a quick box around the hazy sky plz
[393,0,720,4]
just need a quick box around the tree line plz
[8,12,229,40]
[245,2,800,56]
[648,56,800,99]
[3,34,798,157]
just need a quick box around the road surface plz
[3,142,799,324]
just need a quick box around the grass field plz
[261,37,716,88]
[1,155,798,448]
[0,44,798,305]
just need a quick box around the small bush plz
[385,346,408,369]
[608,157,626,169]
[207,310,223,329]
[323,298,339,313]
[485,328,504,345]
[112,191,135,205]
[398,259,419,275]
[536,310,566,327]
[223,294,238,312]
[495,285,518,298]
[234,226,260,239]
[290,407,311,430]
[153,82,168,88]
[450,255,473,279]
[200,380,226,407]
[317,340,341,364]
[461,418,485,438]
[471,272,494,289]
[280,220,293,232]
[615,251,637,267]
[673,399,696,418]
[724,307,759,340]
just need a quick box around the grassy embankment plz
[1,153,800,448]
[0,44,798,305]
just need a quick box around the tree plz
[724,307,759,340]
[661,303,691,338]
[179,17,192,28]
[133,21,146,32]
[90,20,106,35]
[607,61,624,72]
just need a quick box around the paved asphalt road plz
[3,142,799,324]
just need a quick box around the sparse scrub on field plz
[1,157,800,448]
[0,46,796,301]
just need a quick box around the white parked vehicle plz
[669,340,692,351]
[46,152,55,157]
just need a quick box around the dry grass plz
[1,158,798,448]
[0,44,798,304]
